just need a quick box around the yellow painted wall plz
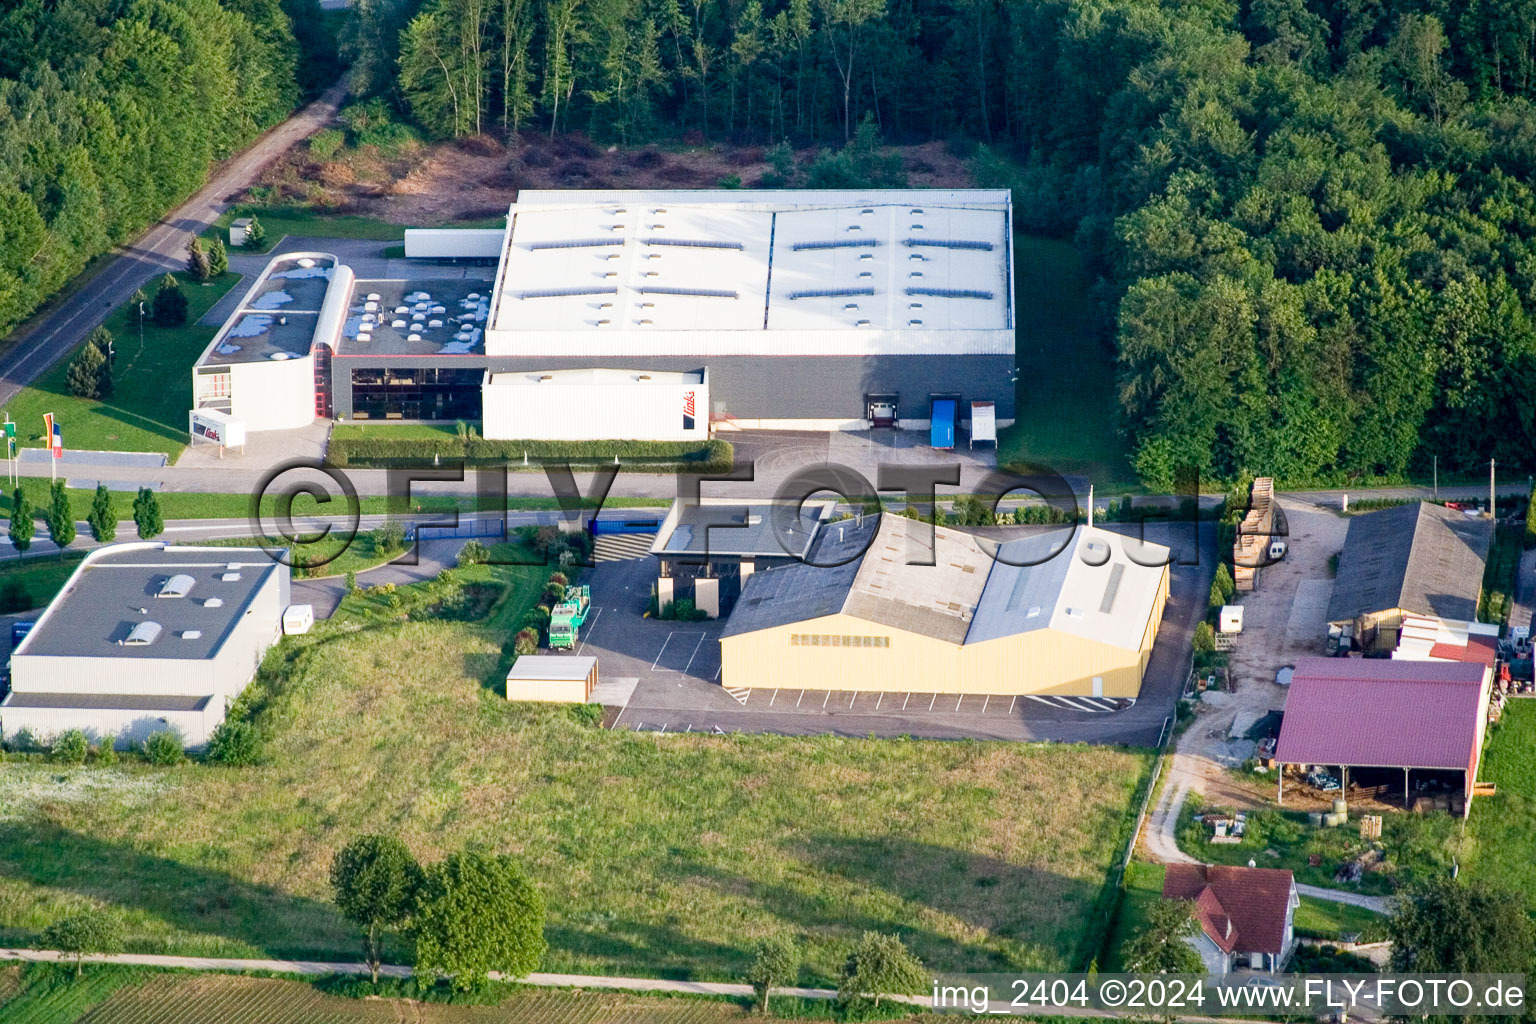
[720,564,1169,698]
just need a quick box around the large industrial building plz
[192,189,1016,440]
[718,514,1170,698]
[0,543,289,749]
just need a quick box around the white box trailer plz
[282,604,315,635]
[403,228,505,261]
[970,400,996,448]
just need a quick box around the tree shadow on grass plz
[0,819,354,960]
[675,835,1116,977]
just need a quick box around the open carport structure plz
[1274,658,1493,817]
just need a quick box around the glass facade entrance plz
[349,367,482,420]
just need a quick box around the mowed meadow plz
[0,564,1151,983]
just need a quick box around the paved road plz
[0,81,348,407]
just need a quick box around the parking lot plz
[573,519,1215,745]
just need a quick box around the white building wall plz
[482,376,710,441]
[8,568,286,700]
[228,355,316,431]
[483,326,1014,358]
[0,702,222,750]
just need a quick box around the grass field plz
[0,969,927,1024]
[0,557,1151,983]
[998,235,1132,489]
[0,553,87,611]
[204,206,506,254]
[187,532,402,578]
[1465,699,1536,900]
[1,272,242,460]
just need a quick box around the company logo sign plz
[682,389,696,430]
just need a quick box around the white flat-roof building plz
[0,543,289,749]
[195,190,1018,438]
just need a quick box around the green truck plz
[548,584,591,649]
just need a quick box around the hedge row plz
[327,436,734,474]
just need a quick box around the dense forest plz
[361,0,1536,483]
[0,0,324,339]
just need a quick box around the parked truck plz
[548,584,591,649]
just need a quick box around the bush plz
[373,521,407,553]
[513,627,539,656]
[326,435,733,473]
[92,739,117,766]
[50,729,89,765]
[1192,621,1216,653]
[567,703,604,727]
[142,729,184,766]
[458,540,490,567]
[310,128,345,161]
[151,274,188,326]
[205,719,263,766]
[0,578,31,613]
[66,330,112,399]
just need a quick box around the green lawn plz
[184,532,402,579]
[1175,794,1460,895]
[1,272,243,460]
[205,206,505,254]
[1292,896,1388,943]
[0,553,87,612]
[0,557,1153,982]
[998,235,1133,488]
[1465,699,1536,900]
[204,207,413,252]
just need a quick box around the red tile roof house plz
[1163,864,1300,974]
[1274,658,1492,817]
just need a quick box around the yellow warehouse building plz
[718,514,1169,699]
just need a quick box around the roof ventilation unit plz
[859,252,874,261]
[220,572,241,582]
[638,318,655,325]
[637,374,652,380]
[595,320,611,327]
[855,319,872,327]
[844,303,860,311]
[123,621,163,646]
[909,319,923,326]
[540,375,555,381]
[910,208,924,214]
[182,630,203,640]
[204,597,224,609]
[157,574,195,599]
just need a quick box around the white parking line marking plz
[848,692,856,708]
[875,693,883,710]
[797,689,805,707]
[928,693,937,711]
[981,695,989,713]
[651,631,677,671]
[1008,696,1017,714]
[955,695,963,712]
[769,689,778,706]
[575,606,604,655]
[822,691,831,709]
[680,633,705,675]
[901,692,910,710]
[1026,695,1054,705]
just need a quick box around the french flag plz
[44,413,61,459]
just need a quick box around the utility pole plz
[1490,459,1496,520]
[1433,455,1438,500]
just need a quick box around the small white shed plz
[505,655,598,704]
[229,218,254,247]
[1220,604,1245,634]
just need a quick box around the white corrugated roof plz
[486,190,1012,356]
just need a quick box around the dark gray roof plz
[718,517,875,637]
[966,527,1077,644]
[16,545,284,661]
[1,692,212,711]
[339,278,490,356]
[1327,502,1493,623]
[662,503,822,559]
